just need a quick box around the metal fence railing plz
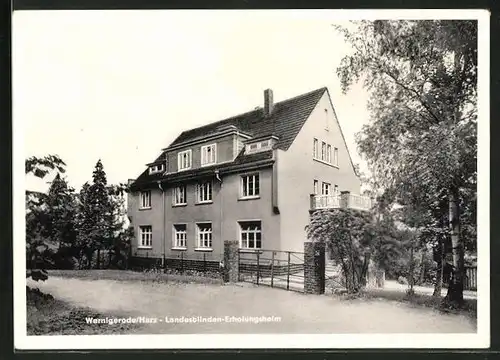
[464,266,477,291]
[238,249,305,292]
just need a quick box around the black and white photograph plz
[13,9,489,349]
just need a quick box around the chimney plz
[264,89,274,116]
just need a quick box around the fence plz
[237,249,305,292]
[464,266,477,291]
[130,251,223,274]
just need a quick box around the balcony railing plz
[310,192,373,212]
[312,195,341,209]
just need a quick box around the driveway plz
[28,276,476,334]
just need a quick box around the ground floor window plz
[196,223,212,248]
[173,224,187,248]
[239,221,262,249]
[139,225,152,248]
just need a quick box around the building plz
[127,87,370,267]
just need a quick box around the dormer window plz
[245,139,272,154]
[149,164,165,174]
[201,144,217,166]
[178,150,192,171]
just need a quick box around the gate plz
[237,249,305,292]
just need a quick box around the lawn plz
[26,286,143,335]
[27,270,477,334]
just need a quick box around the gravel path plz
[28,277,476,334]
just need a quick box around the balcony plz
[310,191,373,212]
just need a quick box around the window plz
[246,140,272,154]
[313,180,318,195]
[333,147,339,166]
[196,223,212,248]
[196,181,212,203]
[201,144,217,166]
[173,224,187,248]
[139,226,152,248]
[313,138,318,158]
[321,142,326,161]
[173,185,187,205]
[325,109,329,130]
[140,191,151,209]
[334,184,339,195]
[177,150,192,171]
[239,221,262,249]
[321,182,331,195]
[327,144,332,163]
[241,173,260,198]
[149,164,164,174]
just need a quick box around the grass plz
[26,286,143,335]
[331,287,477,320]
[48,269,224,285]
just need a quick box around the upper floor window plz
[313,139,335,166]
[173,185,187,206]
[196,181,212,203]
[140,191,151,209]
[196,223,212,249]
[245,140,272,154]
[178,150,192,171]
[149,163,165,175]
[321,182,331,196]
[139,225,152,248]
[201,144,217,166]
[241,173,260,198]
[239,221,262,249]
[173,224,187,248]
[333,147,339,167]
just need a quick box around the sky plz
[14,10,372,193]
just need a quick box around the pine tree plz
[45,173,78,269]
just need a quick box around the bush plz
[397,276,409,285]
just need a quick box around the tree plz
[336,20,477,306]
[75,160,129,269]
[45,173,78,269]
[307,208,401,293]
[25,155,66,281]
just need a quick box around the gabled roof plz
[130,87,328,189]
[168,87,327,151]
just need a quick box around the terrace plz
[310,191,373,212]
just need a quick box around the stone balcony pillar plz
[340,191,350,209]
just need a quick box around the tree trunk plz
[445,188,464,306]
[419,251,425,285]
[96,248,101,269]
[409,243,414,293]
